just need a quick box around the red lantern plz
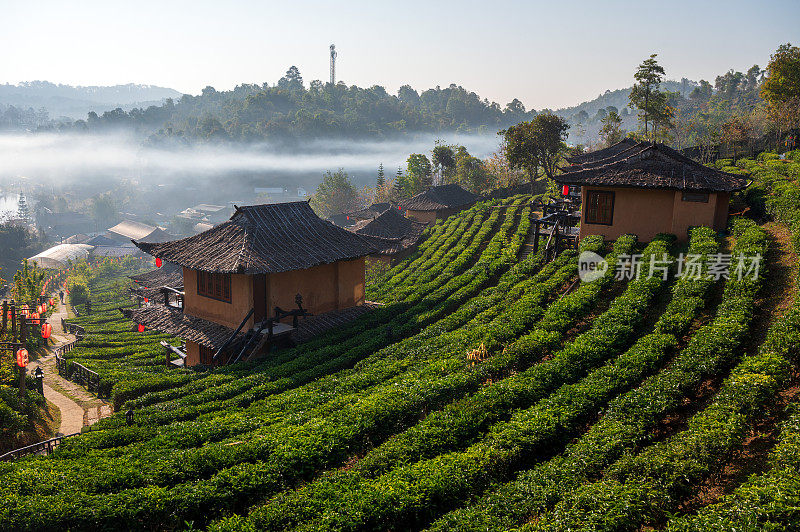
[562,184,569,196]
[37,305,43,314]
[31,312,40,325]
[41,323,52,339]
[16,348,28,368]
[155,257,163,268]
[138,324,145,333]
[143,297,149,303]
[49,298,54,306]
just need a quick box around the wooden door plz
[253,274,266,324]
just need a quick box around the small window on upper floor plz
[197,271,232,303]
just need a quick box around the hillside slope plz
[0,153,798,531]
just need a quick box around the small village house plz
[399,184,480,225]
[555,142,749,242]
[349,207,426,264]
[107,220,174,244]
[128,201,377,367]
[330,202,396,228]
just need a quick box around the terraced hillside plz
[1,150,799,532]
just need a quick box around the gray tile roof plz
[351,207,425,256]
[125,305,241,350]
[399,184,480,211]
[134,202,379,274]
[564,138,638,165]
[556,142,748,193]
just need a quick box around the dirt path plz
[26,298,112,437]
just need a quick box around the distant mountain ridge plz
[0,81,183,119]
[554,79,695,116]
[553,79,698,145]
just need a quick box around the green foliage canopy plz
[309,169,358,217]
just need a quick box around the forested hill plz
[42,69,538,142]
[555,80,695,118]
[554,63,765,147]
[554,80,695,144]
[0,81,182,120]
[5,63,768,146]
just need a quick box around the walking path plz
[26,298,112,437]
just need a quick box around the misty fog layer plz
[0,133,501,188]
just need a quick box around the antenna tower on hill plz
[330,44,337,85]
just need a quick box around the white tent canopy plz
[29,244,93,269]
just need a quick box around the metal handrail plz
[0,432,80,462]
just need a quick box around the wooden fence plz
[60,318,85,339]
[55,319,85,356]
[55,352,100,394]
[0,433,80,462]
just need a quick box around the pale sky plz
[2,0,798,110]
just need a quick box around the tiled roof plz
[134,202,379,274]
[108,220,173,243]
[555,142,748,193]
[399,184,480,211]
[129,263,184,304]
[351,208,425,256]
[124,306,242,350]
[91,245,139,257]
[129,262,183,287]
[352,207,422,240]
[291,302,380,343]
[564,138,638,164]
[85,235,118,246]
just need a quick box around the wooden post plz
[533,220,541,254]
[19,317,26,349]
[18,364,26,398]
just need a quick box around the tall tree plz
[599,110,625,146]
[484,146,528,190]
[761,43,800,138]
[432,144,456,184]
[629,54,666,140]
[720,116,752,162]
[309,169,358,218]
[406,154,433,194]
[89,193,118,230]
[377,163,385,188]
[454,148,490,193]
[278,66,304,92]
[392,168,407,200]
[501,113,570,185]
